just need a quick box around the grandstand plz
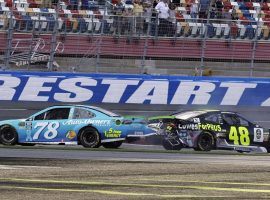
[0,0,270,77]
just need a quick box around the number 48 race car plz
[148,110,270,153]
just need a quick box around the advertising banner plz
[0,71,270,106]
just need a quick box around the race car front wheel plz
[0,125,18,145]
[102,141,123,149]
[162,139,183,150]
[195,131,215,151]
[79,127,101,148]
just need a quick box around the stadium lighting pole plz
[199,7,211,76]
[4,1,15,70]
[48,1,60,71]
[250,12,261,77]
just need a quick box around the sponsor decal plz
[179,123,221,131]
[133,131,144,135]
[2,71,270,106]
[63,119,110,126]
[179,124,199,130]
[254,128,264,142]
[66,130,76,140]
[198,124,222,132]
[105,128,122,138]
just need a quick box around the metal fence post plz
[4,5,14,70]
[47,2,60,71]
[250,13,261,77]
[96,8,106,73]
[141,11,152,73]
[199,7,211,76]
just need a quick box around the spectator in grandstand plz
[43,0,51,8]
[199,0,210,19]
[155,0,170,36]
[142,1,152,34]
[215,0,223,19]
[231,6,238,21]
[81,0,90,10]
[209,4,216,19]
[230,21,238,39]
[133,0,144,35]
[69,0,79,10]
[168,3,176,36]
[190,0,198,22]
[122,6,134,35]
[112,0,125,34]
[223,8,231,21]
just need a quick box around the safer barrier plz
[0,71,270,106]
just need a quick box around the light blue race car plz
[0,105,156,148]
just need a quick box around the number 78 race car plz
[148,110,270,153]
[0,105,156,148]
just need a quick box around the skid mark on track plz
[1,178,270,194]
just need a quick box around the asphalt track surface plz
[0,144,270,165]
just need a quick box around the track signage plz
[0,71,270,106]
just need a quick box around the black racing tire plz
[195,131,215,152]
[193,147,202,151]
[102,141,123,149]
[162,139,182,151]
[0,125,18,145]
[79,127,101,148]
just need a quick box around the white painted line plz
[0,165,61,170]
[0,109,27,111]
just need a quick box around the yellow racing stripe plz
[0,185,230,198]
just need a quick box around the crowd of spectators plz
[6,0,269,38]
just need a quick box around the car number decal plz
[33,122,60,140]
[229,126,250,146]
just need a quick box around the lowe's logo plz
[0,73,270,106]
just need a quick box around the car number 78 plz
[33,122,60,140]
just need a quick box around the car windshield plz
[172,111,207,120]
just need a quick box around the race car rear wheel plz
[0,125,18,145]
[102,141,123,149]
[162,139,183,150]
[79,127,101,148]
[195,131,214,151]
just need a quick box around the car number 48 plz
[33,122,60,140]
[229,126,250,146]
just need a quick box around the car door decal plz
[254,128,264,142]
[33,122,60,140]
[229,126,250,146]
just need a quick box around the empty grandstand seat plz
[189,22,199,37]
[238,24,246,38]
